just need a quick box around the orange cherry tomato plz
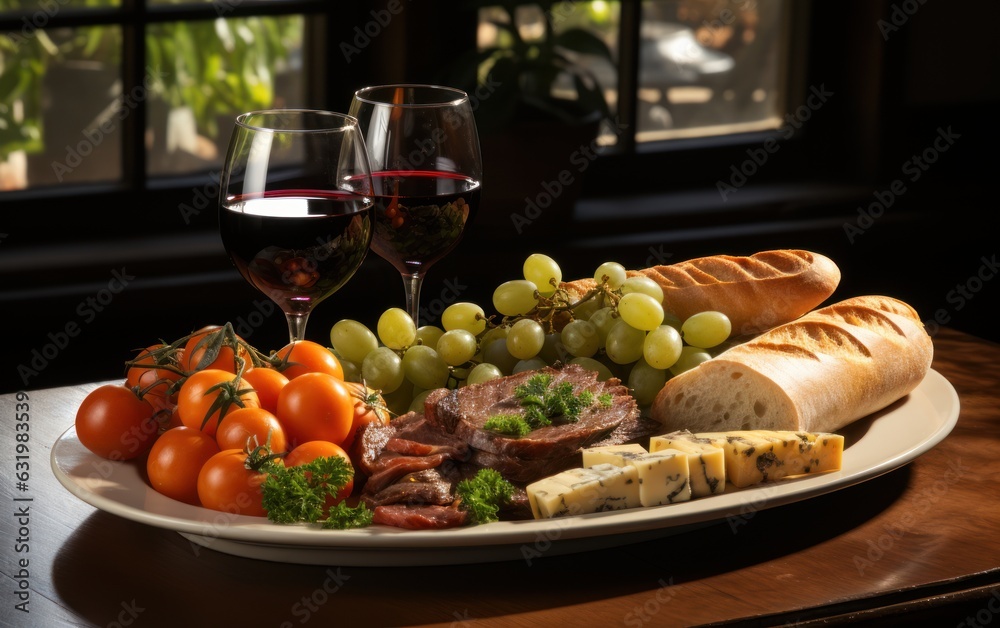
[125,343,184,412]
[75,384,158,460]
[283,440,354,505]
[341,381,391,455]
[197,449,268,517]
[146,426,220,505]
[215,406,288,454]
[182,325,252,374]
[242,367,289,415]
[274,340,344,380]
[177,369,260,438]
[276,372,354,448]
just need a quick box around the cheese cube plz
[674,430,845,488]
[650,433,726,497]
[525,463,640,518]
[583,445,691,506]
[581,443,647,467]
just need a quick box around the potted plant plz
[440,1,616,238]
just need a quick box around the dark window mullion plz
[615,0,642,155]
[120,0,146,190]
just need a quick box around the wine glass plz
[348,84,483,326]
[219,109,374,344]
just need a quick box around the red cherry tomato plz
[146,427,220,505]
[75,384,158,460]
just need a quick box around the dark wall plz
[2,0,997,394]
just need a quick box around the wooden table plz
[2,327,998,627]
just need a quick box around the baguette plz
[649,295,934,434]
[562,249,841,336]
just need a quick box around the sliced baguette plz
[562,249,841,336]
[649,295,934,434]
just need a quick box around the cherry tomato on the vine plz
[276,372,354,448]
[75,384,159,460]
[177,368,259,438]
[125,344,184,412]
[242,367,289,415]
[283,440,355,505]
[146,426,220,505]
[215,406,288,454]
[341,381,391,455]
[274,340,344,380]
[182,325,253,374]
[197,449,269,517]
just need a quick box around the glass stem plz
[285,312,310,344]
[403,272,424,327]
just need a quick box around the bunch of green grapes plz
[328,253,734,414]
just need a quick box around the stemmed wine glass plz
[348,84,482,326]
[219,109,374,344]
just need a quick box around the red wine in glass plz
[220,189,373,315]
[370,170,481,275]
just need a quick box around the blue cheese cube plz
[650,432,726,497]
[583,445,691,506]
[525,463,641,518]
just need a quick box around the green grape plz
[681,311,732,349]
[381,379,414,417]
[569,356,615,381]
[409,388,434,413]
[415,325,445,348]
[478,325,509,354]
[662,310,683,331]
[669,345,712,376]
[643,325,684,370]
[467,362,503,385]
[617,292,664,331]
[506,318,545,360]
[436,329,478,366]
[361,346,405,393]
[523,253,562,297]
[538,333,564,365]
[594,261,627,289]
[493,280,539,316]
[571,294,602,321]
[513,357,548,374]
[441,302,487,335]
[402,344,450,390]
[621,276,664,302]
[377,307,417,350]
[628,358,667,406]
[329,319,379,364]
[605,320,646,364]
[483,336,520,374]
[339,358,362,383]
[560,319,600,358]
[589,307,617,343]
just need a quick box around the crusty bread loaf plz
[562,249,841,336]
[649,295,934,434]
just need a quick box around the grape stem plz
[494,281,620,334]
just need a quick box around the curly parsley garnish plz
[485,373,602,437]
[261,455,370,528]
[455,468,516,525]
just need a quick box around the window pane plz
[145,16,305,177]
[1,25,123,190]
[637,0,787,141]
[476,1,788,147]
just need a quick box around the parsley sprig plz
[260,455,371,528]
[455,468,516,525]
[484,373,607,437]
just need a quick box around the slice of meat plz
[361,469,455,509]
[372,504,469,530]
[424,363,639,460]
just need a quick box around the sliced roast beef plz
[372,504,469,529]
[423,363,640,460]
[361,468,455,509]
